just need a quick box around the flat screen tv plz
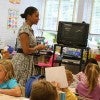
[57,21,89,48]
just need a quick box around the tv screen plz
[57,21,89,48]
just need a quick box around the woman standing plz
[12,6,46,86]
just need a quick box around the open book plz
[45,66,68,88]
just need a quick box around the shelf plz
[54,59,80,66]
[54,44,87,49]
[52,44,89,71]
[62,55,81,60]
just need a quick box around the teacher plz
[12,6,46,86]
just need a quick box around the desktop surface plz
[0,94,29,100]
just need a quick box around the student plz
[76,63,100,100]
[0,59,21,97]
[76,58,98,82]
[51,69,78,100]
[65,70,74,86]
[1,49,10,59]
[62,70,78,100]
[12,6,46,86]
[30,80,58,100]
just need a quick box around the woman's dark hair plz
[82,58,98,72]
[20,6,38,20]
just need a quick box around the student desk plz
[0,94,29,100]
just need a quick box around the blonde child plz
[51,69,77,100]
[61,70,78,100]
[76,63,100,100]
[30,80,58,100]
[1,49,10,59]
[76,58,98,82]
[0,59,21,97]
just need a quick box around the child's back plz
[76,58,98,82]
[76,63,100,100]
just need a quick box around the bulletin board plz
[7,8,19,30]
[9,0,21,4]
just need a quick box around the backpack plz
[25,74,45,98]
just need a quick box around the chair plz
[37,54,57,74]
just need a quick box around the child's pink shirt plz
[76,71,87,82]
[76,72,100,84]
[76,81,100,100]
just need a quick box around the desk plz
[0,94,29,100]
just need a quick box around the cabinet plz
[52,44,89,71]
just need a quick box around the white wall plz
[0,1,19,48]
[0,0,43,49]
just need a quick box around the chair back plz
[48,54,57,66]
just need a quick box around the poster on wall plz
[7,8,19,30]
[9,0,21,4]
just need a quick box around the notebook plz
[45,66,68,88]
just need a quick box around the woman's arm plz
[19,33,46,55]
[0,86,22,97]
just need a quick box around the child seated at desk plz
[62,70,77,100]
[75,58,98,82]
[76,63,100,100]
[51,69,78,100]
[30,80,58,100]
[0,59,21,97]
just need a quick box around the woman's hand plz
[32,44,47,53]
[37,44,47,50]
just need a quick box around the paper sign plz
[45,66,68,88]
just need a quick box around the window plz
[90,0,100,34]
[40,0,78,45]
[43,0,78,31]
[59,0,75,22]
[87,0,100,48]
[43,0,59,31]
[32,0,100,46]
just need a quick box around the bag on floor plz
[25,74,45,98]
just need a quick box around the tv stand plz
[52,44,89,72]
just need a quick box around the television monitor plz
[57,21,89,48]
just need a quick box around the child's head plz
[82,58,98,72]
[30,80,58,100]
[65,70,74,86]
[0,59,15,82]
[1,49,10,59]
[85,63,100,93]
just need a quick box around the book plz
[45,66,68,88]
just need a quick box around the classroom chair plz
[37,54,57,74]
